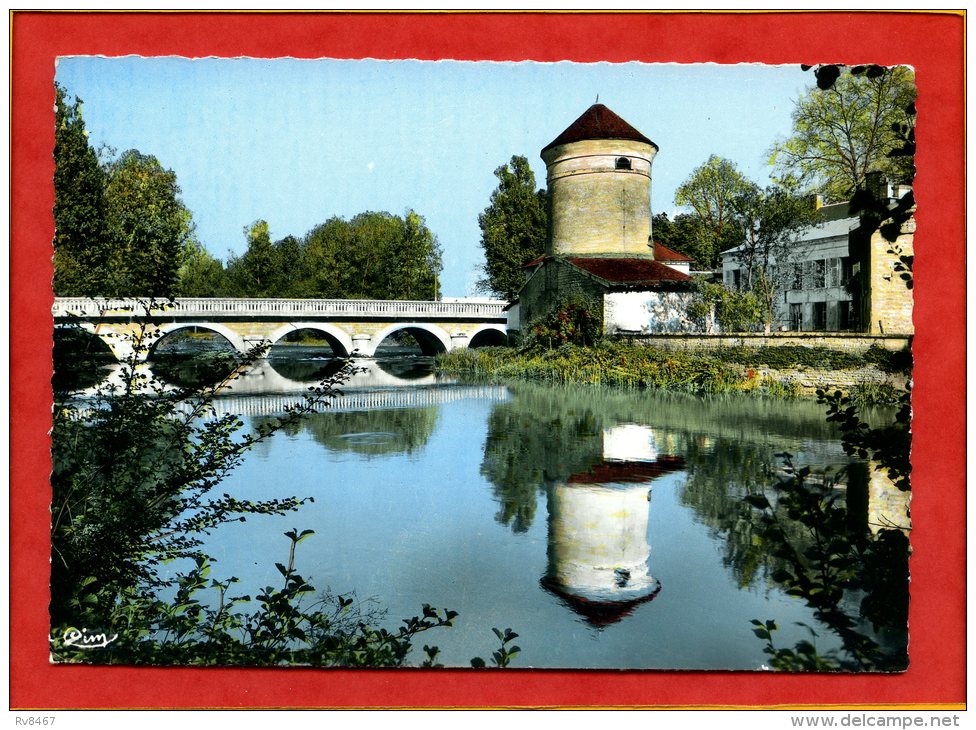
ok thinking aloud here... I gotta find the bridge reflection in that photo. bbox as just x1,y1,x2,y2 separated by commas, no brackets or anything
74,356,447,395
70,356,509,418
203,383,510,419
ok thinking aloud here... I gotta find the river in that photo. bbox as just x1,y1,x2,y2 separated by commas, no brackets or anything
63,344,908,670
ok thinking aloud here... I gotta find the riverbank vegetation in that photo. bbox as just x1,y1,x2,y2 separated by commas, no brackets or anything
439,338,909,402
439,342,794,395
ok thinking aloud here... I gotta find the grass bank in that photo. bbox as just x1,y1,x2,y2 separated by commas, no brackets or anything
437,341,800,397
436,340,911,402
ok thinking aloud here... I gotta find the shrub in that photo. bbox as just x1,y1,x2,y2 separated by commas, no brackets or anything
525,294,602,349
51,309,350,626
686,277,764,333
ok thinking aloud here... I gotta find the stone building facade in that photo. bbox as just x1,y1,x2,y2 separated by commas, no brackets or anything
847,196,915,335
721,203,859,332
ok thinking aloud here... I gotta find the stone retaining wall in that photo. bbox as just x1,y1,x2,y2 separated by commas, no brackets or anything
751,365,909,396
625,332,912,355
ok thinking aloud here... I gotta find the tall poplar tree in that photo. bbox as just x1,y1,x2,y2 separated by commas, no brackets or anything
53,84,111,296
477,155,547,300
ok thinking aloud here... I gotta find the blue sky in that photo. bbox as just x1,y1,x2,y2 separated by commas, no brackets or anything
55,57,813,296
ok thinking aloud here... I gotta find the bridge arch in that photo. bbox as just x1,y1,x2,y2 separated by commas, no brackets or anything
55,322,134,362
468,324,509,348
366,323,453,357
266,323,354,358
149,322,251,359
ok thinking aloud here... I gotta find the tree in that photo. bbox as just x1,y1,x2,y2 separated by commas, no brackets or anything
653,212,700,262
768,66,916,202
53,84,200,298
176,239,225,297
383,210,442,300
103,149,196,297
726,185,820,332
672,155,751,268
271,235,311,299
685,277,763,333
477,155,547,300
219,211,443,301
301,217,355,298
53,83,111,296
224,220,281,297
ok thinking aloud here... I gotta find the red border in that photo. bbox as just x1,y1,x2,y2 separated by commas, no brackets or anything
10,11,966,709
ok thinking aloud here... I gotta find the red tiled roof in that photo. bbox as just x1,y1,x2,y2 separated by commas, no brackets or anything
540,576,661,627
652,241,694,263
522,253,546,269
568,257,692,285
567,456,685,485
543,104,657,153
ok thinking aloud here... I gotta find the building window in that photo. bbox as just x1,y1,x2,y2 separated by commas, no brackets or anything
813,301,827,330
838,300,852,330
615,157,632,170
791,263,803,291
812,259,826,288
790,303,803,331
826,258,842,288
841,256,854,285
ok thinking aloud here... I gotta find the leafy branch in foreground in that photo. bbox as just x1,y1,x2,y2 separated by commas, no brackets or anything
51,300,354,626
470,627,521,668
51,530,459,667
51,302,517,667
818,387,912,493
744,456,909,672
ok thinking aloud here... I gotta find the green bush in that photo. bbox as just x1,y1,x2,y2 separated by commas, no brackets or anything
686,277,764,333
525,294,602,349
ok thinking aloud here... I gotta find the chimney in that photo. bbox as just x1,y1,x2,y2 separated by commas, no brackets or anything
864,171,889,205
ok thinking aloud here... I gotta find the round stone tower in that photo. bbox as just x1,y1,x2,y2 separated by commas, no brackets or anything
541,104,658,258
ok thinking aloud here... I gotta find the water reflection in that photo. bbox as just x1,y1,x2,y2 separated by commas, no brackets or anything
478,383,872,609
541,425,685,626
52,328,116,394
266,354,346,384
257,406,440,457
479,383,850,538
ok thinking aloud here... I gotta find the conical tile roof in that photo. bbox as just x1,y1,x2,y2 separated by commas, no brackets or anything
542,103,657,152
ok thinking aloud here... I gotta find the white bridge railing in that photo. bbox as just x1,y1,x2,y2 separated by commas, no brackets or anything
53,297,508,321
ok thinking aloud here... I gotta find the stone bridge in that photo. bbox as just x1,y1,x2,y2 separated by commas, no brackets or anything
53,297,509,360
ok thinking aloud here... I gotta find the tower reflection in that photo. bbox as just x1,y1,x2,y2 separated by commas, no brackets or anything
541,425,684,627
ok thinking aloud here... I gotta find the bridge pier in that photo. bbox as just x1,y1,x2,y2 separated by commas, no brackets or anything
351,334,373,358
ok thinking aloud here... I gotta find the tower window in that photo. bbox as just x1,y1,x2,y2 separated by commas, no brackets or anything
615,157,632,170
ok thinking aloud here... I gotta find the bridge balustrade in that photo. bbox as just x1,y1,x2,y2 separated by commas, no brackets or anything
53,297,508,320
